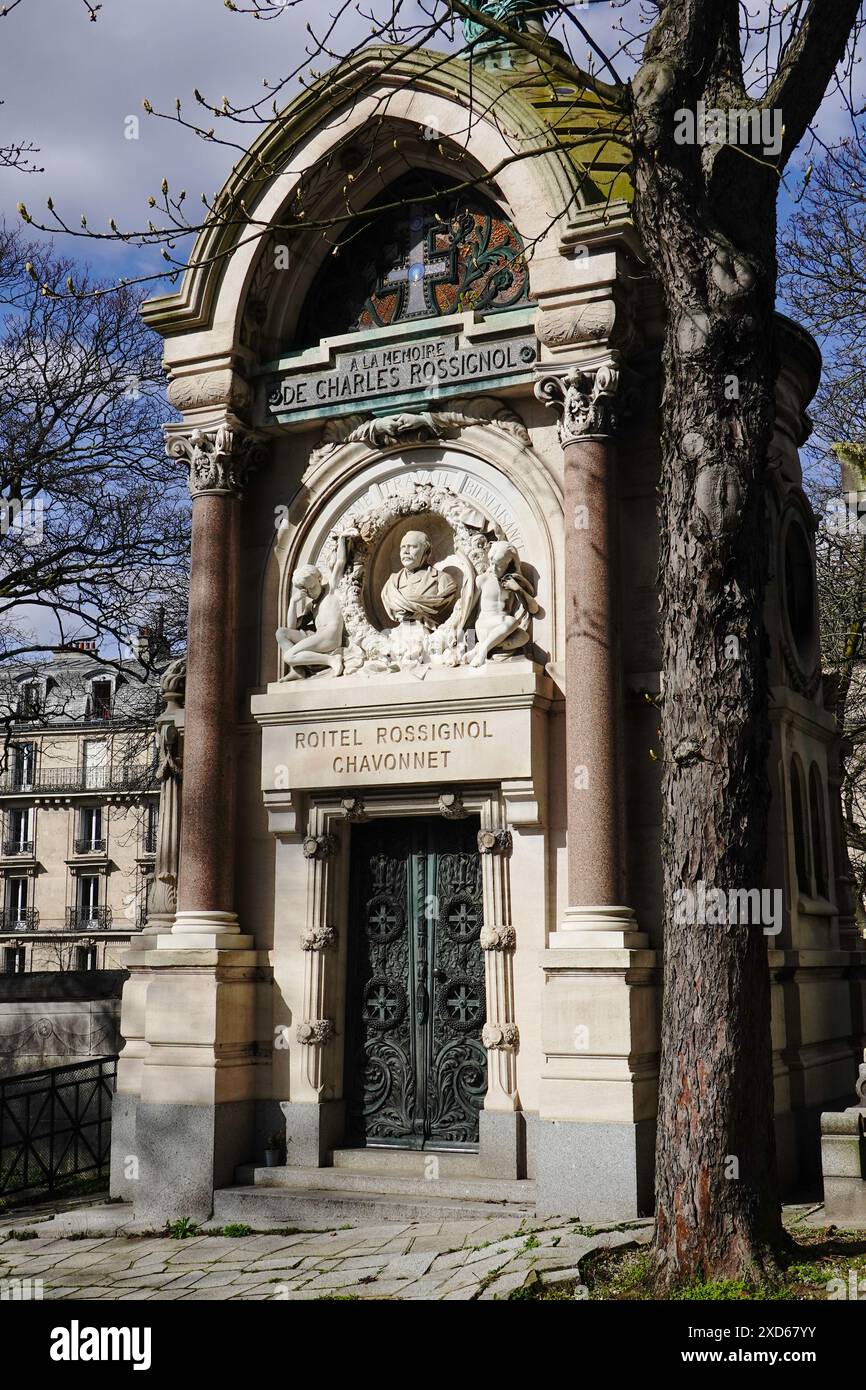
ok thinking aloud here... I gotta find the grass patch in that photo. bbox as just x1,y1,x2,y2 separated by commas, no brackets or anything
220,1224,253,1238
581,1227,866,1301
165,1217,199,1240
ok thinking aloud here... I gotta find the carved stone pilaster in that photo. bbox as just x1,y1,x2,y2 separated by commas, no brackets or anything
296,1019,334,1046
300,924,338,952
478,828,512,856
168,422,268,499
482,1022,520,1050
480,924,516,952
302,833,337,860
535,355,640,444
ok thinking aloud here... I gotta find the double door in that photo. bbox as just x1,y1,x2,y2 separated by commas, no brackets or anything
345,818,487,1148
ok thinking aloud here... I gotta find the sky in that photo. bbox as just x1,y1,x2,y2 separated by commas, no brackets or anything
0,0,859,293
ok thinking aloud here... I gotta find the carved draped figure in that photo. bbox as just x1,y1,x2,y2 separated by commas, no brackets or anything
380,564,459,628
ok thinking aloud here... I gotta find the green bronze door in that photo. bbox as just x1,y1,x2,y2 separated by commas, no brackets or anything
345,817,488,1149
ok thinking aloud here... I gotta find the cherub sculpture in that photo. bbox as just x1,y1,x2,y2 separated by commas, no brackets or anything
468,540,539,667
276,531,355,680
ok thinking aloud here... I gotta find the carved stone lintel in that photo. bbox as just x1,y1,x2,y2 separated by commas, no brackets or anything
477,828,513,856
480,924,516,952
302,833,338,860
296,1019,335,1046
438,792,467,820
482,1022,520,1050
535,355,640,444
168,422,268,499
341,797,366,822
308,396,530,468
300,924,338,951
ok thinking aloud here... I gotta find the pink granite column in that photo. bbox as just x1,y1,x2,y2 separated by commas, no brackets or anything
536,357,643,943
161,423,266,947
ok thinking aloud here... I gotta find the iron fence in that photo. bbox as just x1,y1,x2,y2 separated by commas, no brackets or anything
0,1056,117,1196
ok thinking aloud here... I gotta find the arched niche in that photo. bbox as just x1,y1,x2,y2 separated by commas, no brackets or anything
260,436,563,685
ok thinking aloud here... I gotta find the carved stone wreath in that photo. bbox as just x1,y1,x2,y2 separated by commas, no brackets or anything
317,478,513,673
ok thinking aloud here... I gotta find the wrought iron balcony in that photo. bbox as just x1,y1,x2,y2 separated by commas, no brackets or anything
65,906,113,931
0,909,39,931
2,840,33,856
73,838,106,855
0,765,156,795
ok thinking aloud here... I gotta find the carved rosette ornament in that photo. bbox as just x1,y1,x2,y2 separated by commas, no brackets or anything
477,828,512,855
302,833,338,860
168,423,268,499
296,1019,335,1046
300,924,338,951
480,924,516,951
482,1022,520,1050
438,792,467,820
535,355,640,445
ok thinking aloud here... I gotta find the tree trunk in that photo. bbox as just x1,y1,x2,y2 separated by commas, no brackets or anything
630,34,786,1285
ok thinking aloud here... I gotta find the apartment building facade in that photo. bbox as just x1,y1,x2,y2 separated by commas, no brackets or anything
0,641,163,976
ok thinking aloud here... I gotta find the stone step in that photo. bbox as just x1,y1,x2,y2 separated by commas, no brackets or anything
331,1147,484,1178
213,1182,535,1229
238,1163,532,1204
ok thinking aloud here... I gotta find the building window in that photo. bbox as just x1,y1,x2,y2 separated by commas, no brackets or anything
78,874,100,921
12,743,35,790
17,681,40,718
5,807,32,855
75,943,97,971
145,804,158,855
82,740,108,790
76,806,104,853
2,946,25,976
89,680,112,721
809,763,829,900
790,757,811,896
5,876,29,927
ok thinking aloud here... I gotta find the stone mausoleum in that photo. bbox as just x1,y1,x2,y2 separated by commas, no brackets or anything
110,17,866,1225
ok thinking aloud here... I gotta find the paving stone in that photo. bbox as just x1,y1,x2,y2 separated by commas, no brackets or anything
478,1269,538,1300
381,1251,437,1280
538,1266,587,1291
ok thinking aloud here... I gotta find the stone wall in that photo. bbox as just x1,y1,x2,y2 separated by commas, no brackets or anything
0,970,125,1077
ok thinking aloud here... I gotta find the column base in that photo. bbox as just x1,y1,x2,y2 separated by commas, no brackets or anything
479,1109,525,1179
131,1099,255,1224
535,1117,655,1220
159,909,252,950
281,1100,345,1168
550,904,648,949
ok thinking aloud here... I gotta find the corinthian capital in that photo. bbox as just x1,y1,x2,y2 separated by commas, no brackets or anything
535,355,640,445
168,422,268,499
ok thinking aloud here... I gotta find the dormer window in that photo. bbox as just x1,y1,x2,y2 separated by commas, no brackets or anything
89,680,113,721
17,681,41,718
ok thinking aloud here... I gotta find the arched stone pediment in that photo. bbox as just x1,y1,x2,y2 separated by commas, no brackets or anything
141,46,598,357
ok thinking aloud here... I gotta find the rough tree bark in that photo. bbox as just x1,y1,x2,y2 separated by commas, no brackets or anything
627,0,862,1285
